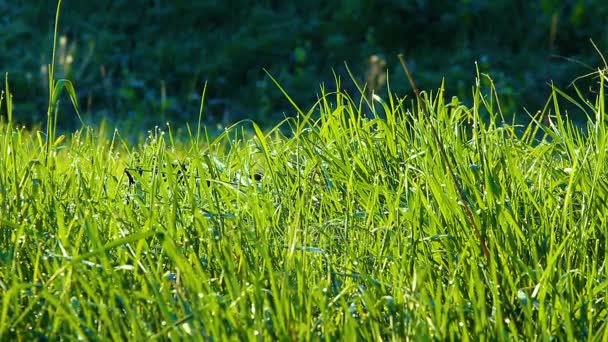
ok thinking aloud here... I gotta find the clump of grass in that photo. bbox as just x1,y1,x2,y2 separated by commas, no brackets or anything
1,57,607,339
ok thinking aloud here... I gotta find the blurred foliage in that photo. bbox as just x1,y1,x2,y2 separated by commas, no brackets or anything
1,0,607,130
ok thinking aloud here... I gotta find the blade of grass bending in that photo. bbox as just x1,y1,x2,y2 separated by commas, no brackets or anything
52,79,84,125
263,69,319,134
344,62,374,116
263,69,304,116
196,81,207,147
398,53,490,263
45,229,160,285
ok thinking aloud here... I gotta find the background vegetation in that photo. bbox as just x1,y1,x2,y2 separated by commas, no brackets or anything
2,0,608,131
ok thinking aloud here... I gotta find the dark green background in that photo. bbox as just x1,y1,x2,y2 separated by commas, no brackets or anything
1,0,607,131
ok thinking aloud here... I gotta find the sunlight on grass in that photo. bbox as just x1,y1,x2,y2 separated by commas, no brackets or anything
0,2,607,339
1,67,607,339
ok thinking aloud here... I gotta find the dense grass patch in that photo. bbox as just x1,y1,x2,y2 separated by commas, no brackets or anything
1,67,607,339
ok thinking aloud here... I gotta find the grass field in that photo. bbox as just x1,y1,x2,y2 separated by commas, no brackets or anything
1,64,607,339
0,3,607,339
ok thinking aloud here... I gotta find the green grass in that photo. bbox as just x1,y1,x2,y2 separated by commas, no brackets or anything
1,63,607,339
0,4,606,338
